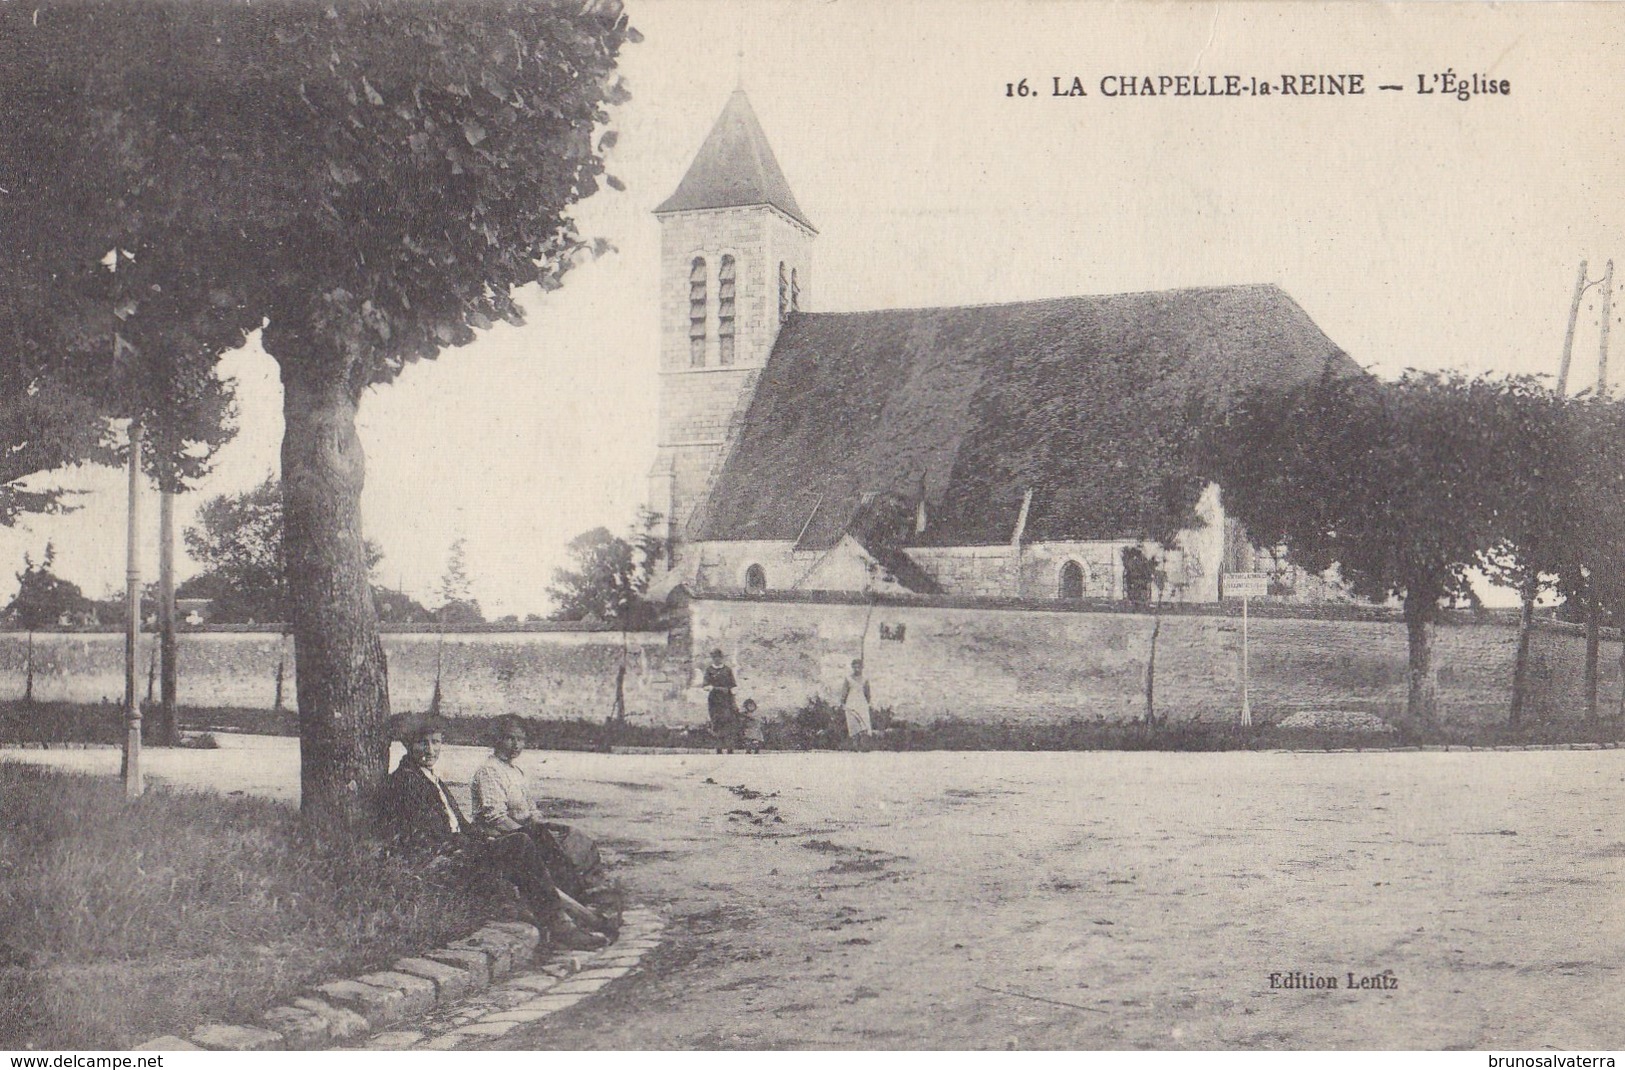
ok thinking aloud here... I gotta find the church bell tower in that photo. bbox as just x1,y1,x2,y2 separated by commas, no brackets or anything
648,90,816,562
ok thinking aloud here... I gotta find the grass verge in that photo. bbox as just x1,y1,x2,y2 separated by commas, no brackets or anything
0,763,509,1050
1,700,1619,755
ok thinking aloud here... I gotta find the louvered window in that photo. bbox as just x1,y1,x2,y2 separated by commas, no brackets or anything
791,268,800,313
718,255,736,365
689,257,707,366
778,262,789,322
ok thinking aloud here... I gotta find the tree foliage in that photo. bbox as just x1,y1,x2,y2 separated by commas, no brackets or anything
373,586,435,625
5,544,91,632
549,509,664,627
1205,369,1530,726
182,475,383,624
1564,400,1625,621
436,538,483,625
0,0,637,837
182,477,284,624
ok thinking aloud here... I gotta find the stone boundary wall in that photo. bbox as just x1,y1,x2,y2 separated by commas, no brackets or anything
0,632,689,724
0,601,1614,728
688,597,1618,726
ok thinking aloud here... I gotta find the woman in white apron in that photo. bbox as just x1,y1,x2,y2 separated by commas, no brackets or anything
838,658,872,745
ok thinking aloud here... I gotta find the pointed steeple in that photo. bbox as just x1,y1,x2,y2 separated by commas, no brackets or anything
655,90,815,232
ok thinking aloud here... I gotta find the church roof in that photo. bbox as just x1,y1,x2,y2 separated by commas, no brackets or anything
654,90,815,231
690,284,1360,550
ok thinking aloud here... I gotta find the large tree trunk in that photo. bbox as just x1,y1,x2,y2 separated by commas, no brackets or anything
1509,581,1535,729
1403,594,1439,731
280,359,390,843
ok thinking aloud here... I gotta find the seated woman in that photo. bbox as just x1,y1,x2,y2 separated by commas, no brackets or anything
378,716,608,951
469,716,618,933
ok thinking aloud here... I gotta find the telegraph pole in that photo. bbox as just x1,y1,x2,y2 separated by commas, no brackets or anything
1557,259,1617,719
1557,260,1588,395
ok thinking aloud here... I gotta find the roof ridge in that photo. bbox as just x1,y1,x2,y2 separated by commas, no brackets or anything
789,283,1290,320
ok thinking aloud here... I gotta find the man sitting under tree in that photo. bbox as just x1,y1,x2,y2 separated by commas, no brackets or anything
379,717,607,952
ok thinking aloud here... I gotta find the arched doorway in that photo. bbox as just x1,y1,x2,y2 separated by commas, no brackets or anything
1059,560,1084,600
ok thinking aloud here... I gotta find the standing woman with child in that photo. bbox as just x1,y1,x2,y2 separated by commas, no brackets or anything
702,647,741,753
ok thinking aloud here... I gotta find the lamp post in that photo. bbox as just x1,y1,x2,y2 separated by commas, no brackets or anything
123,421,144,798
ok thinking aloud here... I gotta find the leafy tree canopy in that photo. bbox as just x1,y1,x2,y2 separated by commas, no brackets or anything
374,586,435,625
549,508,664,627
1205,369,1520,612
183,475,383,624
0,0,636,836
6,544,92,631
1204,369,1558,724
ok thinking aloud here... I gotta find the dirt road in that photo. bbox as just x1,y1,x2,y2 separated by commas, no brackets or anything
10,740,1622,1049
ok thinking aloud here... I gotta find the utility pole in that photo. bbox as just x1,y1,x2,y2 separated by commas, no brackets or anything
122,422,144,798
1556,260,1614,719
1557,260,1588,395
1588,260,1615,720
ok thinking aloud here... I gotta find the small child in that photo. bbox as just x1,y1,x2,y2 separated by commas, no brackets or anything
738,698,764,754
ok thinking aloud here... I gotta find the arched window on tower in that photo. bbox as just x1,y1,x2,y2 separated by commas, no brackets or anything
791,268,800,313
688,256,707,367
718,255,736,365
745,564,767,593
1059,560,1085,601
778,262,789,322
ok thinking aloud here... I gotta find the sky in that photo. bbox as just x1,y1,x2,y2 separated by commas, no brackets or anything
3,1,1622,618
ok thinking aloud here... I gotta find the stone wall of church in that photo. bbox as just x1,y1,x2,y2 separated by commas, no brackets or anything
686,595,1607,727
908,540,1216,602
681,538,921,596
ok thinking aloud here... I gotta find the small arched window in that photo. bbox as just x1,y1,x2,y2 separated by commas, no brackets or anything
1059,560,1084,601
778,262,789,322
790,268,800,312
718,255,736,365
745,564,767,593
688,256,707,367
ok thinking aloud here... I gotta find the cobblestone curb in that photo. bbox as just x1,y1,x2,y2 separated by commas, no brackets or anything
131,911,661,1052
361,908,664,1050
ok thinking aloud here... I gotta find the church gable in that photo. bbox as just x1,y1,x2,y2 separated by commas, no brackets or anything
693,285,1358,550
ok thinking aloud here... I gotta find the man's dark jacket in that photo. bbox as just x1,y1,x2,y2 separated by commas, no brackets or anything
380,761,469,849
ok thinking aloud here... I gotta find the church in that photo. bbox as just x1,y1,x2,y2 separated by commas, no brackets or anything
647,91,1357,605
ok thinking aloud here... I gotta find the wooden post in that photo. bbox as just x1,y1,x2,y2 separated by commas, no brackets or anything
123,423,144,798
1241,592,1252,727
1596,259,1614,396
